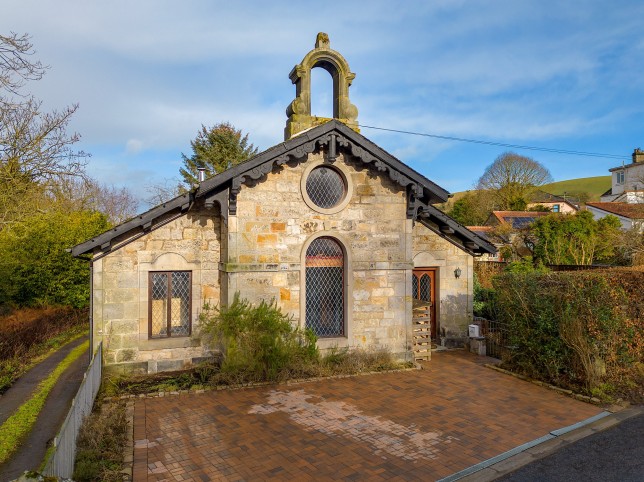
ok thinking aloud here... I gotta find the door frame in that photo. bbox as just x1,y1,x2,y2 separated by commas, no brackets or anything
412,267,439,340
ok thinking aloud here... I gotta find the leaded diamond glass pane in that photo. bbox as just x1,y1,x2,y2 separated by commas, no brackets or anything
151,273,168,337
412,275,419,299
170,272,191,336
306,237,344,337
306,166,345,209
420,274,430,302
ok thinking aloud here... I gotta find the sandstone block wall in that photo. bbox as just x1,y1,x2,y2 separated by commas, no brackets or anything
92,151,475,373
226,153,413,356
412,223,474,344
93,208,221,373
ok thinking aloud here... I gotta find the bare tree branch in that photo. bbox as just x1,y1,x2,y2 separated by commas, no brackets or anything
0,32,46,98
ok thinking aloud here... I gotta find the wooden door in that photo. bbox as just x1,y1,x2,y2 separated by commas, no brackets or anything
412,269,437,339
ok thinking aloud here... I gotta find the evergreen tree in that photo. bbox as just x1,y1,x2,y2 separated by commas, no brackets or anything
179,122,258,188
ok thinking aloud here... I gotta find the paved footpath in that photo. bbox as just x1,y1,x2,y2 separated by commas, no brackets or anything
496,409,644,482
0,336,89,482
132,350,603,481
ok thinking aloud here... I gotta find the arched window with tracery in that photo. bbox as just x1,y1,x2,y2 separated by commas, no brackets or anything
305,237,344,337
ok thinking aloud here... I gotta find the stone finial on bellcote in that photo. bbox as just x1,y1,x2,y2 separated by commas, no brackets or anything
285,33,359,140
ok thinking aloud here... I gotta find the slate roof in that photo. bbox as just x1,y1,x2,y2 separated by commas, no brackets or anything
72,120,495,257
529,190,567,203
528,190,579,209
585,202,644,219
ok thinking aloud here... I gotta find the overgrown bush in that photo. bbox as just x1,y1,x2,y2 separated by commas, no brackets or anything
74,402,128,482
320,346,403,374
199,294,319,382
493,269,644,401
0,307,86,360
0,210,109,308
0,307,87,393
473,273,496,319
103,346,408,397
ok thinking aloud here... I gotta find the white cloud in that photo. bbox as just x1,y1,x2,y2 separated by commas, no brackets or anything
125,139,144,154
4,0,644,197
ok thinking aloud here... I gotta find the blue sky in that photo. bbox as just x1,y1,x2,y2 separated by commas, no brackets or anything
4,1,644,203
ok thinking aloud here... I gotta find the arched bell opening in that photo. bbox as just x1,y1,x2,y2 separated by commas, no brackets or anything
310,66,334,119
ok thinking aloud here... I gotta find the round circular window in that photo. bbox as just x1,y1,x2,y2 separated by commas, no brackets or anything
305,165,346,209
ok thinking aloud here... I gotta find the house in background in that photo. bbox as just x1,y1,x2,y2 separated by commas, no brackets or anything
527,190,579,213
473,211,552,260
484,211,551,229
464,226,506,261
72,34,495,374
586,202,644,232
600,148,644,203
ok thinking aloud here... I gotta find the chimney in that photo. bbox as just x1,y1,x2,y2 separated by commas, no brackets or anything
632,148,644,164
197,167,206,182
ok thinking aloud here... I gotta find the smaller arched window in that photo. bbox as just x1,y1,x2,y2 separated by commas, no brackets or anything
305,237,344,337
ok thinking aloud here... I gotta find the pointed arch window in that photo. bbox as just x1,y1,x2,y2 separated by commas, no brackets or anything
305,237,344,337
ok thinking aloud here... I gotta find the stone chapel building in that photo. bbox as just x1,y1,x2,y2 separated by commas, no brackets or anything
72,34,495,373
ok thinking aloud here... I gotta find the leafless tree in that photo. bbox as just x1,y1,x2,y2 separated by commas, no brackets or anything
144,178,182,207
0,32,89,228
477,152,553,210
50,176,139,225
0,32,45,98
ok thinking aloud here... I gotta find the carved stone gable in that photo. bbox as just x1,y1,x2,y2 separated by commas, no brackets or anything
285,33,359,140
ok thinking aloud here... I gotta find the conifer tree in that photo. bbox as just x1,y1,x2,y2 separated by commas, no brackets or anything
179,122,258,188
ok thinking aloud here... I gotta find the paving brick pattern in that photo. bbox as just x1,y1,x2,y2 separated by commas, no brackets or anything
132,351,602,481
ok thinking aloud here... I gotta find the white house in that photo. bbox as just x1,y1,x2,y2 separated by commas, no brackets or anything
600,149,644,203
586,202,644,232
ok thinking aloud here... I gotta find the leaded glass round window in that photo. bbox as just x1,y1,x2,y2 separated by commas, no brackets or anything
305,165,346,209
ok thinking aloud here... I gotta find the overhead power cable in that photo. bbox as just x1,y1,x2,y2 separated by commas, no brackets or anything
358,124,629,161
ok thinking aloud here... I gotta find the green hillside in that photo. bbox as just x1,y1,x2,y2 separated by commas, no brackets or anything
439,175,612,211
540,176,611,201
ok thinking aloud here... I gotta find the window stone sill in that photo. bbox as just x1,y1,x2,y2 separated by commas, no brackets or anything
139,336,200,351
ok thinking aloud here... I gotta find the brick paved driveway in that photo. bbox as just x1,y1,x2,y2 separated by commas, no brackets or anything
132,350,602,481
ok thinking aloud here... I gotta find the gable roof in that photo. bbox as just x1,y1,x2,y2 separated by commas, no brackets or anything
72,120,495,257
528,190,579,209
529,190,566,203
586,202,644,220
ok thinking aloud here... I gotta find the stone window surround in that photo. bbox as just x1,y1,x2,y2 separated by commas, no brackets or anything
300,231,353,350
138,252,202,351
148,270,192,339
301,159,353,215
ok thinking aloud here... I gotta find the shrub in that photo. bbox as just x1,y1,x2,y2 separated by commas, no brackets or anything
504,258,549,274
473,273,496,319
199,294,319,382
0,210,110,308
74,402,128,482
0,307,87,393
320,346,404,374
493,269,644,401
0,307,86,360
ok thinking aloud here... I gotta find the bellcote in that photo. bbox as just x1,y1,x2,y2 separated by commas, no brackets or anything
285,33,359,140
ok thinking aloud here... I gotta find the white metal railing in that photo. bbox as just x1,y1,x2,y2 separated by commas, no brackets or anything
42,342,102,478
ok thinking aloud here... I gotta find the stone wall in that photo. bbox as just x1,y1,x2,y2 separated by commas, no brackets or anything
226,152,413,356
93,208,221,373
412,223,474,346
92,150,476,372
